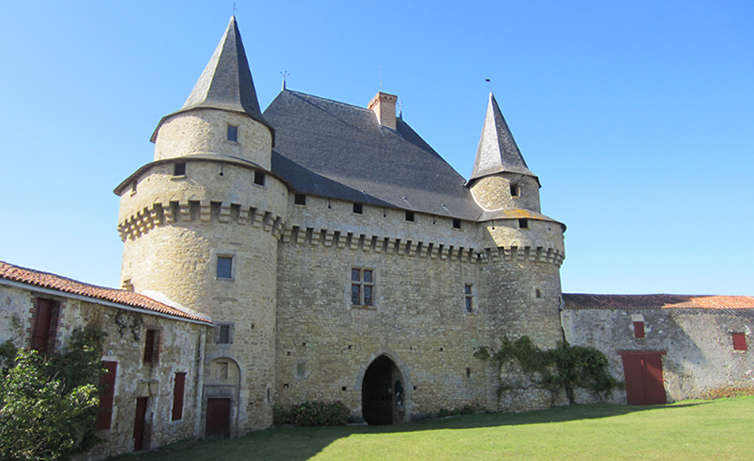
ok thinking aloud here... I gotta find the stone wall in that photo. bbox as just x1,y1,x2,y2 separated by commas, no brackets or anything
562,307,754,403
0,282,206,460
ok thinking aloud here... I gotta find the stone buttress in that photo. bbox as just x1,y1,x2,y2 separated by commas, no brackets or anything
114,17,286,435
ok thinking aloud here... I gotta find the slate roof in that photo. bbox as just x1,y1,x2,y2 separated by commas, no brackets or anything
0,261,211,324
470,92,536,182
563,293,754,310
150,16,273,143
266,90,484,221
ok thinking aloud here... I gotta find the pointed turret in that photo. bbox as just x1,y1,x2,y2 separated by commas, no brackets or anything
470,92,535,181
468,92,541,212
151,16,273,143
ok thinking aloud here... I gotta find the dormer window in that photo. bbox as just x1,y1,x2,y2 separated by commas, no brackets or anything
227,125,238,142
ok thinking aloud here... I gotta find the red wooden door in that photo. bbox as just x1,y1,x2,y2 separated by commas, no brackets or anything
133,397,148,451
621,352,666,405
206,398,231,439
31,299,54,352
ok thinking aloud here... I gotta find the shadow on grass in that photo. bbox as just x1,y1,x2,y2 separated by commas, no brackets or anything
109,402,710,461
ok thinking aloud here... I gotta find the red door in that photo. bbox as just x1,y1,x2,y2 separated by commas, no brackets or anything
620,351,666,405
206,398,231,439
133,397,148,451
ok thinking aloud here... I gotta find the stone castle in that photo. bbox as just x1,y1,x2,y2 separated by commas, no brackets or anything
2,16,752,459
115,16,565,433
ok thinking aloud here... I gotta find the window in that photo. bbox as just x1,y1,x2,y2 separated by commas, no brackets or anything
633,321,645,338
173,162,186,176
143,329,160,365
452,218,462,229
535,289,542,298
96,361,117,430
733,332,747,351
227,125,238,142
405,211,415,222
464,284,474,313
217,256,232,279
254,171,265,186
353,203,363,214
294,193,306,205
172,372,186,421
351,268,374,306
217,324,232,344
510,184,519,196
518,218,528,229
31,298,58,353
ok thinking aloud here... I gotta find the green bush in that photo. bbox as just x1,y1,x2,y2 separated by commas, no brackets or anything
287,401,351,426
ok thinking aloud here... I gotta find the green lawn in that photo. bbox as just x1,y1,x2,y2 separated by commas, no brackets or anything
112,398,754,460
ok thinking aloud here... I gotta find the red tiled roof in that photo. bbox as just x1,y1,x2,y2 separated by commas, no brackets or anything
0,261,211,324
563,293,754,310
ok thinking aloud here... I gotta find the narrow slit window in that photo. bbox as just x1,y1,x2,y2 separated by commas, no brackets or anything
464,284,474,313
227,125,238,142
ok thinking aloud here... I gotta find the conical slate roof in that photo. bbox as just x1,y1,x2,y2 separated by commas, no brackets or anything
151,16,273,142
470,92,535,181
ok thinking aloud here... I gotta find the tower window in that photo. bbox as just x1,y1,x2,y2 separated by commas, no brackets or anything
353,203,363,214
217,324,232,344
254,171,266,186
452,218,462,229
464,284,474,313
405,211,415,222
217,256,233,279
351,268,374,306
173,162,186,176
510,184,519,197
294,193,307,205
227,125,238,142
518,218,528,229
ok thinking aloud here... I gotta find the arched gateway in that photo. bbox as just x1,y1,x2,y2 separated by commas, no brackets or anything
361,355,406,425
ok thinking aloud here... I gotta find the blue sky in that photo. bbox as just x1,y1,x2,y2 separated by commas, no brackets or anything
1,1,752,295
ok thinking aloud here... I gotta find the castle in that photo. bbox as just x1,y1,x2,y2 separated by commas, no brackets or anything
1,16,752,459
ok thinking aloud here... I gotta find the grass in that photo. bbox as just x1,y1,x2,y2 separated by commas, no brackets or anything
112,397,754,460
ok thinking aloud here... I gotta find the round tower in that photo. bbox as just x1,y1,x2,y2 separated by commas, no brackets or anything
468,92,566,349
114,17,287,435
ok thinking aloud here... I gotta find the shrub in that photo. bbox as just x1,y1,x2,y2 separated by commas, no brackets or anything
289,401,351,426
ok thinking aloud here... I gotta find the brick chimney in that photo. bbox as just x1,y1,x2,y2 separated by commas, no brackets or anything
367,92,398,129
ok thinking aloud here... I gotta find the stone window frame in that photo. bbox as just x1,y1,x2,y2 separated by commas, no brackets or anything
173,162,187,177
215,322,235,345
216,253,235,281
464,284,475,314
353,202,364,214
518,218,528,229
254,170,266,186
294,193,307,206
350,267,375,307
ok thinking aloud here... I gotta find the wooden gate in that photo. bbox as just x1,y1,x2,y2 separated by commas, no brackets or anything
206,398,231,439
619,351,667,405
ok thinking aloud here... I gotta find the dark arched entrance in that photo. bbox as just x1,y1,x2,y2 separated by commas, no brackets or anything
362,355,404,425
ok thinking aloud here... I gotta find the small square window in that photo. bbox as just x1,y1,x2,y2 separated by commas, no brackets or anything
733,332,747,351
518,218,528,229
227,125,238,142
633,321,645,338
405,211,415,222
510,184,519,196
173,162,186,176
294,193,306,205
353,203,363,214
217,256,233,279
254,171,266,186
452,218,461,229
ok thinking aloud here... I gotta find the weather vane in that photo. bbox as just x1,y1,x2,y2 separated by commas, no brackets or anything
486,78,492,92
233,2,237,15
281,69,290,90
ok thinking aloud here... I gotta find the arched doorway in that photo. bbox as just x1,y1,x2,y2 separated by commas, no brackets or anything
362,355,405,425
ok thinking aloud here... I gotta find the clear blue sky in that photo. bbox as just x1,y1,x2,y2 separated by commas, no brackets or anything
1,1,752,295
